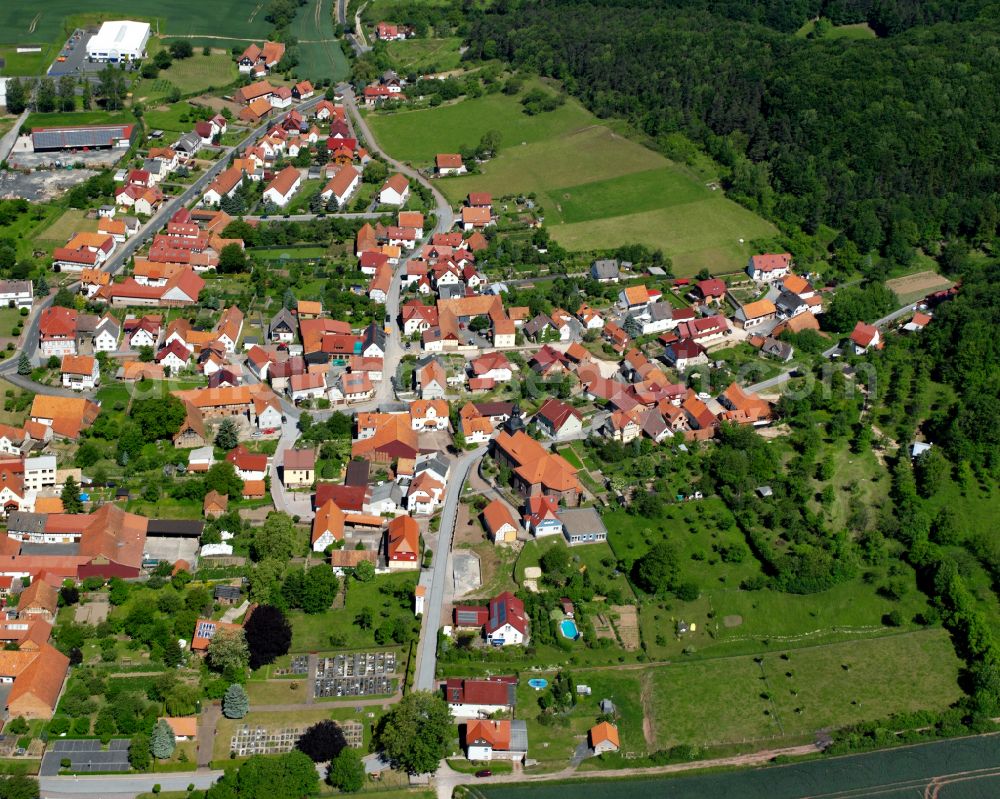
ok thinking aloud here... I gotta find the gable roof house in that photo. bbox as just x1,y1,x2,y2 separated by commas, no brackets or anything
385,515,419,570
445,677,516,717
482,499,518,544
263,166,302,208
486,591,528,646
849,321,881,354
464,719,529,762
747,252,792,282
533,398,583,439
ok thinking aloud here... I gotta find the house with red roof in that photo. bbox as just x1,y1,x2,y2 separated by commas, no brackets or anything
444,676,516,717
533,398,583,439
379,174,410,206
38,307,79,358
486,591,528,646
849,321,881,354
746,252,792,282
436,153,467,175
226,445,268,481
385,515,419,571
263,166,302,208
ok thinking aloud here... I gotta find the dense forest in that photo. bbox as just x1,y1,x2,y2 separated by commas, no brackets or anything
465,2,1000,268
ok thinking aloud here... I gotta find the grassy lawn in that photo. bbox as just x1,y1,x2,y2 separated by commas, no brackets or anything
286,179,325,214
387,37,463,73
288,572,417,652
0,5,270,52
134,51,238,102
23,110,135,129
35,208,98,244
143,103,208,134
0,44,60,76
649,629,961,749
245,678,308,704
796,19,877,39
516,537,632,599
514,669,647,767
253,245,331,261
367,87,597,166
368,89,775,274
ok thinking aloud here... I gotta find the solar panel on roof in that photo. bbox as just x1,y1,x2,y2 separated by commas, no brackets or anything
31,125,131,150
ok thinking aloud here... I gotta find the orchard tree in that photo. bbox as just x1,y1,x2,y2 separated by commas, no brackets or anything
632,542,680,595
207,628,250,674
251,512,297,562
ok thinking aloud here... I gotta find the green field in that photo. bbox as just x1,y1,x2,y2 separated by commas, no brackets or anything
387,36,463,73
0,3,270,50
366,89,776,273
291,0,350,82
796,19,878,39
649,630,961,748
135,51,238,101
479,734,1000,799
24,110,135,129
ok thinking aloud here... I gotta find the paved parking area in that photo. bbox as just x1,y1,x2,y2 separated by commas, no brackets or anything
452,550,481,596
40,739,130,776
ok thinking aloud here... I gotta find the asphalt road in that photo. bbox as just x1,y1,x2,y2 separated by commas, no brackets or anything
341,83,455,406
39,769,223,798
413,446,487,692
746,301,920,394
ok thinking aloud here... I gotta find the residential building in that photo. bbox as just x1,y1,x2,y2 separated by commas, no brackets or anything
61,355,100,391
282,448,315,487
379,174,410,206
558,507,609,545
590,722,620,754
533,398,583,439
746,252,792,282
385,515,419,570
445,677,516,718
486,591,528,646
464,719,529,762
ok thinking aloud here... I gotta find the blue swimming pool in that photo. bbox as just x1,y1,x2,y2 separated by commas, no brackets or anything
560,619,580,639
528,678,548,690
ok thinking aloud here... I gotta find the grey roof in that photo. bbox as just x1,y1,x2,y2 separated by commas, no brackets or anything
761,337,793,360
523,314,552,338
557,507,608,537
364,322,386,352
369,481,402,506
269,307,296,338
344,460,370,487
142,158,164,175
590,259,620,279
775,290,806,315
415,354,444,370
640,408,668,439
0,280,32,295
147,519,205,537
32,124,132,150
6,512,47,535
648,303,674,322
96,315,121,335
416,452,450,481
175,132,202,153
76,314,99,335
437,283,466,300
214,585,242,600
509,719,529,753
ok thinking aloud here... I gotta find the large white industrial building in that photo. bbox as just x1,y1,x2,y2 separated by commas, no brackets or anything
86,20,151,63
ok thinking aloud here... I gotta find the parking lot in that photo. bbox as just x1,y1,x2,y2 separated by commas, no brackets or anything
40,739,130,776
47,28,113,78
315,652,397,699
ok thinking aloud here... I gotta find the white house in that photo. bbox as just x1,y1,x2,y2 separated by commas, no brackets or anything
379,174,410,206
747,253,792,282
0,280,32,310
61,355,100,391
263,166,302,208
93,316,120,353
23,456,57,493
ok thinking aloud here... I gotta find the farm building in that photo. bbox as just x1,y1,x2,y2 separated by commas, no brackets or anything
30,124,135,153
86,20,151,62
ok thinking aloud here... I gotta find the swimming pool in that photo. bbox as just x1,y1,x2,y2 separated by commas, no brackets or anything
528,678,548,690
560,619,580,639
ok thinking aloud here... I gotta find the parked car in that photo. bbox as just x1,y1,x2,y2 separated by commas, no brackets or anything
475,770,492,778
